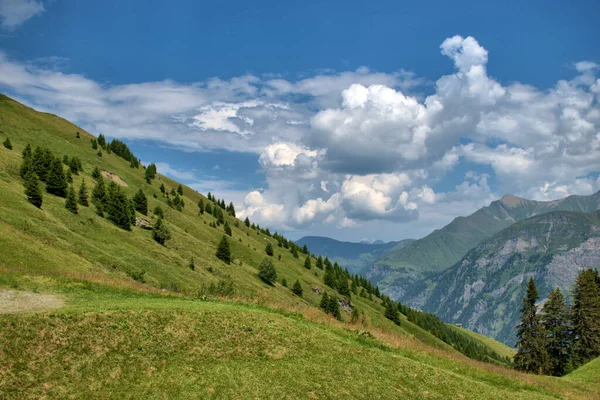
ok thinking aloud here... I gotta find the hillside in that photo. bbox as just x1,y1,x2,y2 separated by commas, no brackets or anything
296,236,413,273
0,94,598,398
423,210,600,345
367,192,600,307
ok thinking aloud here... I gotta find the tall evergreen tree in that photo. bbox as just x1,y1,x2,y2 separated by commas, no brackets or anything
302,244,308,254
22,143,32,159
128,199,137,225
32,147,53,182
177,184,183,195
23,171,43,208
159,183,166,195
198,199,205,214
224,221,232,236
106,183,131,230
338,278,351,298
91,178,107,208
384,301,401,326
216,235,231,264
46,157,68,197
327,296,342,320
244,217,250,227
91,166,102,181
152,217,171,245
69,157,79,174
304,255,311,269
541,288,572,376
19,154,33,179
78,179,89,206
205,201,212,215
572,269,600,366
292,280,303,297
320,292,330,310
258,258,277,285
316,255,323,270
291,245,299,259
514,277,549,374
132,188,148,215
65,186,78,214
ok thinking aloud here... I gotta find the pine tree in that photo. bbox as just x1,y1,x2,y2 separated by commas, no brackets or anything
572,269,600,366
265,242,274,256
327,296,342,320
24,171,43,208
69,157,79,174
227,202,236,217
198,199,205,214
338,278,351,298
106,183,131,230
22,143,32,159
324,265,336,289
19,154,33,179
152,217,171,245
224,221,232,236
244,217,250,227
91,178,107,212
316,255,323,270
128,199,137,225
32,146,52,181
78,180,89,206
97,133,106,149
514,277,549,374
132,188,148,215
541,287,572,376
65,186,78,214
384,301,401,326
205,201,212,215
63,154,69,165
291,246,299,259
302,244,308,254
3,137,12,150
258,258,277,285
304,255,311,269
91,138,98,149
159,183,166,195
216,235,231,264
145,163,156,183
46,157,68,197
292,280,303,297
92,166,102,181
177,184,183,195
320,292,330,310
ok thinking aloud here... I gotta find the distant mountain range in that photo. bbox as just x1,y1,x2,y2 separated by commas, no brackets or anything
364,191,600,309
295,236,414,274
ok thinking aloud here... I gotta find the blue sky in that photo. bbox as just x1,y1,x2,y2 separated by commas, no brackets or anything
1,0,599,242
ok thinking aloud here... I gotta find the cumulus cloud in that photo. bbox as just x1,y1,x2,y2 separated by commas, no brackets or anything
0,0,43,30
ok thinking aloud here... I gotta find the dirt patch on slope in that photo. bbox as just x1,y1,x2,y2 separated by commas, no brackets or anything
0,290,64,314
101,170,128,187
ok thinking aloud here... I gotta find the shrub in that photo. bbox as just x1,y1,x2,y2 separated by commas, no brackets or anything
152,217,171,245
258,258,277,285
292,280,303,297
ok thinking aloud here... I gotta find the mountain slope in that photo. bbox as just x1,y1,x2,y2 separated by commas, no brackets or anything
296,236,413,273
423,210,600,345
367,193,600,307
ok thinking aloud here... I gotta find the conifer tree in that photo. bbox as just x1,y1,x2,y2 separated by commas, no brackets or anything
338,278,351,298
292,280,303,297
78,179,89,206
572,269,600,366
128,199,137,225
76,131,80,138
316,255,323,270
291,246,299,259
92,166,102,181
244,217,250,227
320,292,330,310
205,201,212,215
65,186,78,214
132,188,148,215
22,143,32,159
170,188,176,196
217,208,224,225
302,244,308,254
304,255,311,269
177,184,183,195
384,301,401,326
351,279,358,295
46,157,68,197
69,157,79,174
265,242,274,256
224,221,232,236
153,205,164,218
24,171,43,208
19,154,33,179
3,137,12,150
324,264,337,289
216,235,231,264
198,199,204,214
91,178,107,208
106,183,131,230
258,258,277,285
152,217,171,245
91,138,98,149
541,287,572,376
63,154,69,165
97,133,106,149
327,296,342,320
227,202,236,217
159,183,166,195
514,277,549,374
32,146,52,181
189,257,195,271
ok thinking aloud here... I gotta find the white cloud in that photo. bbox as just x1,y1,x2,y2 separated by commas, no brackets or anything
0,0,43,30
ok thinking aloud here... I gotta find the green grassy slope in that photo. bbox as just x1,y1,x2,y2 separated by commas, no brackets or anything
0,94,598,398
451,326,516,360
566,357,600,384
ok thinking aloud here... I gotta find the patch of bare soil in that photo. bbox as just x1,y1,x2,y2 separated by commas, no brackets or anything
0,290,64,314
101,170,128,186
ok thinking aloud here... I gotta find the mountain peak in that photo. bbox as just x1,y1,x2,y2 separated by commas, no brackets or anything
499,194,528,208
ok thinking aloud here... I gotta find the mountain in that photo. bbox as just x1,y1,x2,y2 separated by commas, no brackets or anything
296,236,413,273
367,192,600,307
423,210,600,345
4,94,585,397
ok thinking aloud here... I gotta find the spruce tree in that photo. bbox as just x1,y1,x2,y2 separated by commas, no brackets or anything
32,146,52,181
320,292,330,310
177,184,183,195
92,166,102,181
324,265,337,289
227,202,236,217
128,199,137,225
291,246,299,259
327,296,342,320
63,154,69,165
292,280,303,297
152,217,171,245
265,242,274,256
3,137,12,150
153,205,164,218
91,178,107,210
304,255,311,269
198,199,204,214
106,184,131,230
132,188,148,215
385,301,401,326
205,201,212,215
46,157,68,197
316,255,323,270
302,244,308,254
572,269,600,366
338,278,351,298
514,277,549,374
216,235,231,264
19,154,33,179
258,258,277,285
69,157,79,174
159,183,166,195
24,171,43,208
541,287,572,376
22,143,32,159
78,180,89,206
244,217,250,227
224,221,232,236
65,186,78,214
